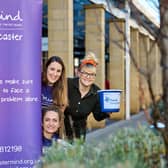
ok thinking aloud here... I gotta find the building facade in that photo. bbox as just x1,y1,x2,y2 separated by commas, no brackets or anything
42,0,162,127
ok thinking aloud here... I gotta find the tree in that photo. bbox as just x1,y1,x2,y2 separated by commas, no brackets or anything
106,0,168,164
129,0,168,163
158,0,168,162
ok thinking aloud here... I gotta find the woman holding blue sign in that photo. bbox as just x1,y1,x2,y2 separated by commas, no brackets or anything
42,56,68,138
64,52,110,141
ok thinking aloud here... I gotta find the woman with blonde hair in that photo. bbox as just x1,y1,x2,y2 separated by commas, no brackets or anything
64,52,110,141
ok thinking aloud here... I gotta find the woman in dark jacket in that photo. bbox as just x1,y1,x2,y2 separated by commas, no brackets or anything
64,52,110,141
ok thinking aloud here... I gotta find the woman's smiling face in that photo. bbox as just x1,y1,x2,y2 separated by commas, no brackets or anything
46,61,63,85
79,66,96,87
43,111,60,137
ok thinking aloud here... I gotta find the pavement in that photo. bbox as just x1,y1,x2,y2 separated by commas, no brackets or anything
86,111,148,143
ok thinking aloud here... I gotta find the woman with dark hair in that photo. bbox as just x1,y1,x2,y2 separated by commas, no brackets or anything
42,106,72,152
42,56,68,138
42,106,61,147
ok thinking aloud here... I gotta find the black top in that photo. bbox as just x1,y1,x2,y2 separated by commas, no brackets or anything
64,77,109,140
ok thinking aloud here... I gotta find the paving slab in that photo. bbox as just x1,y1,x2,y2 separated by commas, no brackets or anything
86,112,148,143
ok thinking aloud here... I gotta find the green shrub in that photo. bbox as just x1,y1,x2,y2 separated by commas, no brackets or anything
38,126,165,168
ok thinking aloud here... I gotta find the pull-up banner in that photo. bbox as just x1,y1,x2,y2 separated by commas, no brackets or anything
0,0,42,167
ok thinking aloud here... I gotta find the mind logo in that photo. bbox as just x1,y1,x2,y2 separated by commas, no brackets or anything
0,10,23,22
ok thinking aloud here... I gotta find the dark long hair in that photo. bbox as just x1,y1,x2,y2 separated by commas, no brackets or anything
42,56,68,107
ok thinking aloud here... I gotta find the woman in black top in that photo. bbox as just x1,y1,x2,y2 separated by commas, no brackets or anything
64,52,110,141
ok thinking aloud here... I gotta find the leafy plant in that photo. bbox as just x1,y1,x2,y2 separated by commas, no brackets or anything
37,126,165,168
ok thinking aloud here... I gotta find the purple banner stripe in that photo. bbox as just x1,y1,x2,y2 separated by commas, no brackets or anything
0,0,42,167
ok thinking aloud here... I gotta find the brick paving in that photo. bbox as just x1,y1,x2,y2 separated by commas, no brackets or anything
86,111,148,143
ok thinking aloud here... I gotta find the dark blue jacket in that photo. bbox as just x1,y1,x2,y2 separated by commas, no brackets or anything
41,84,53,107
42,133,59,147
